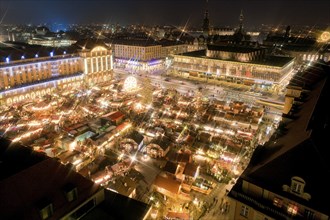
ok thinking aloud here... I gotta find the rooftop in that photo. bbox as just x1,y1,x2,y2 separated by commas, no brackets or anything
158,39,185,47
176,50,294,67
153,175,181,195
0,138,100,220
0,138,47,180
102,111,125,122
163,161,178,175
107,176,137,197
183,163,199,177
289,62,329,89
82,189,151,220
0,39,109,64
0,43,76,64
110,38,159,47
150,137,171,151
207,44,262,53
125,130,144,145
167,152,191,163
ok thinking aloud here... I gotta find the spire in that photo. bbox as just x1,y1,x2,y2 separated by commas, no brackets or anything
239,9,244,32
202,0,210,35
285,25,291,38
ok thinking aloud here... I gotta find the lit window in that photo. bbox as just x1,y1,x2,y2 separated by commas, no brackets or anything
287,204,298,216
65,187,78,202
273,197,283,208
240,205,249,217
291,182,302,194
39,203,53,220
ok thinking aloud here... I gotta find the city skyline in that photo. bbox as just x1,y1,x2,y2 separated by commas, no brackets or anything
0,0,329,28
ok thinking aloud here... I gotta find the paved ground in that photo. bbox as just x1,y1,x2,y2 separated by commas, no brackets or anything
200,181,235,220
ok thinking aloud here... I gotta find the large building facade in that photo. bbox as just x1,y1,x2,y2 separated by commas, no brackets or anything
172,44,295,87
0,42,113,105
109,39,187,73
113,41,163,72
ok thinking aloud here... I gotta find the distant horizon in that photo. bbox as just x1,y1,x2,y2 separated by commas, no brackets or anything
0,0,329,28
0,22,330,32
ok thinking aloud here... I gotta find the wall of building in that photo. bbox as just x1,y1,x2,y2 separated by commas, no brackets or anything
114,44,162,61
0,55,82,91
283,86,303,114
60,188,105,220
79,46,113,85
0,75,84,105
0,46,113,105
234,180,327,220
172,54,293,85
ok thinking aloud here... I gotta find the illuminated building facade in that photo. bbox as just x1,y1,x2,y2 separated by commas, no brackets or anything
112,41,162,72
110,39,187,73
282,45,330,64
79,45,113,85
172,44,295,87
0,42,113,105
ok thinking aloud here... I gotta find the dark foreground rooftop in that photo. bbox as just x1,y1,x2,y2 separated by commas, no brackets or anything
0,138,100,220
82,189,151,220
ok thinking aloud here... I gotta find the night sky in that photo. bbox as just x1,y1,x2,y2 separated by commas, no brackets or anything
0,0,329,28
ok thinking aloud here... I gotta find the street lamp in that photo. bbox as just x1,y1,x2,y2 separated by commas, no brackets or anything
130,155,136,162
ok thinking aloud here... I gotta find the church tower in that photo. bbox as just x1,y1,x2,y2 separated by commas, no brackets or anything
285,25,291,38
233,10,248,42
238,9,244,33
202,0,210,36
